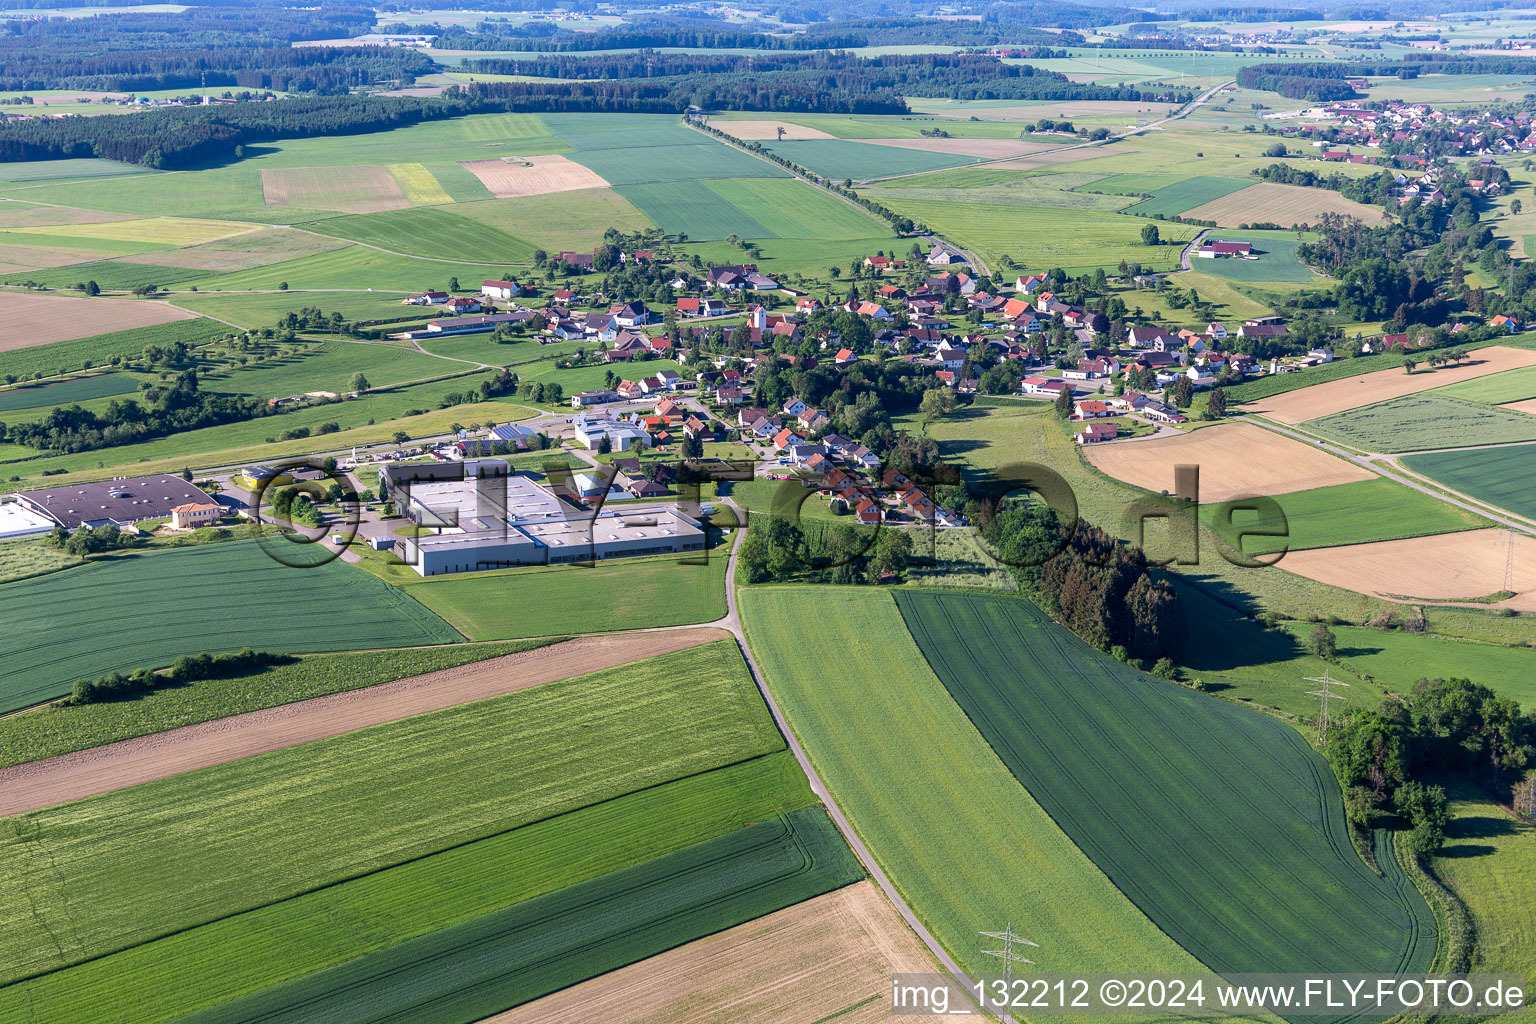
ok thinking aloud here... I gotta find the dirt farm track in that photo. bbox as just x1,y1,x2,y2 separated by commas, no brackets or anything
0,628,728,817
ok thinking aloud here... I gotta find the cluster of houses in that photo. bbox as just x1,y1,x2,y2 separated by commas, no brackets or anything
1271,98,1536,165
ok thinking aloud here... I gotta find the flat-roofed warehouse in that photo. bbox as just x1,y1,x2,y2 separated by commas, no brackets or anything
379,460,706,576
11,475,216,530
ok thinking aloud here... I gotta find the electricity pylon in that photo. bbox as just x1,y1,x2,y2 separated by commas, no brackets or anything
1304,671,1350,748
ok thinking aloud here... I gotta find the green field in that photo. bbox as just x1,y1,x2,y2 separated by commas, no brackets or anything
894,589,1436,977
0,637,564,770
0,372,138,413
1304,393,1536,454
572,142,787,186
203,340,460,398
740,586,1214,978
1290,624,1536,709
0,640,780,983
15,259,219,290
1203,477,1489,553
453,188,656,252
0,316,229,379
176,808,858,1024
867,196,1199,272
615,179,774,240
405,542,729,639
0,158,153,183
1433,788,1536,988
302,206,536,264
10,754,815,1022
1122,175,1252,217
1432,364,1536,405
1402,444,1536,521
1193,237,1321,284
170,289,428,329
195,244,522,292
0,542,460,713
761,139,981,181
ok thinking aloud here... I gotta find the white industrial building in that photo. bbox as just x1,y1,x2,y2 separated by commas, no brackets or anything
382,463,704,576
0,500,57,540
572,411,652,452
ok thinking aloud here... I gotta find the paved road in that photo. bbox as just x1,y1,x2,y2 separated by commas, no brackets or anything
1241,413,1536,536
1179,228,1211,271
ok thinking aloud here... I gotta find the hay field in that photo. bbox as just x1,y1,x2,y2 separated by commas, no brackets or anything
494,881,932,1024
8,216,256,246
388,162,453,204
1281,529,1536,609
261,166,410,213
864,137,1059,158
0,291,198,350
461,155,610,198
1083,421,1375,502
122,227,347,271
1245,346,1536,424
718,119,836,140
1182,182,1389,228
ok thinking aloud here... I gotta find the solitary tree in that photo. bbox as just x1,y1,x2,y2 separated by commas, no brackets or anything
1054,386,1074,419
84,280,100,296
392,431,410,445
1141,223,1161,247
1513,199,1524,216
351,372,369,393
1207,386,1227,418
1402,356,1418,374
448,276,460,292
1308,623,1337,661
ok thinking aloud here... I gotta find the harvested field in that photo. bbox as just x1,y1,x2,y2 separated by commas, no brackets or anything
719,119,836,140
496,881,932,1024
0,628,726,818
1083,421,1374,502
10,216,256,247
908,100,1178,120
121,227,348,271
1182,181,1389,228
0,290,198,350
1281,529,1536,609
1244,346,1536,424
1502,397,1536,416
862,137,1058,158
461,154,610,198
261,166,409,213
0,242,115,268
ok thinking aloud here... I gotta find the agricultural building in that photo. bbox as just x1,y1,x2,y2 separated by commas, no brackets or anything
13,475,216,530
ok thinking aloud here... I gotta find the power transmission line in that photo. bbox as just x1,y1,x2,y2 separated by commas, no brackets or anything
1504,528,1516,595
1304,671,1350,748
980,924,1038,981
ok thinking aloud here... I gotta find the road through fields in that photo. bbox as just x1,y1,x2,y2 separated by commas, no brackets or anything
0,627,728,818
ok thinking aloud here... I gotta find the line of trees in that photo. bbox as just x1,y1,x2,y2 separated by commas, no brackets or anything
62,648,292,705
